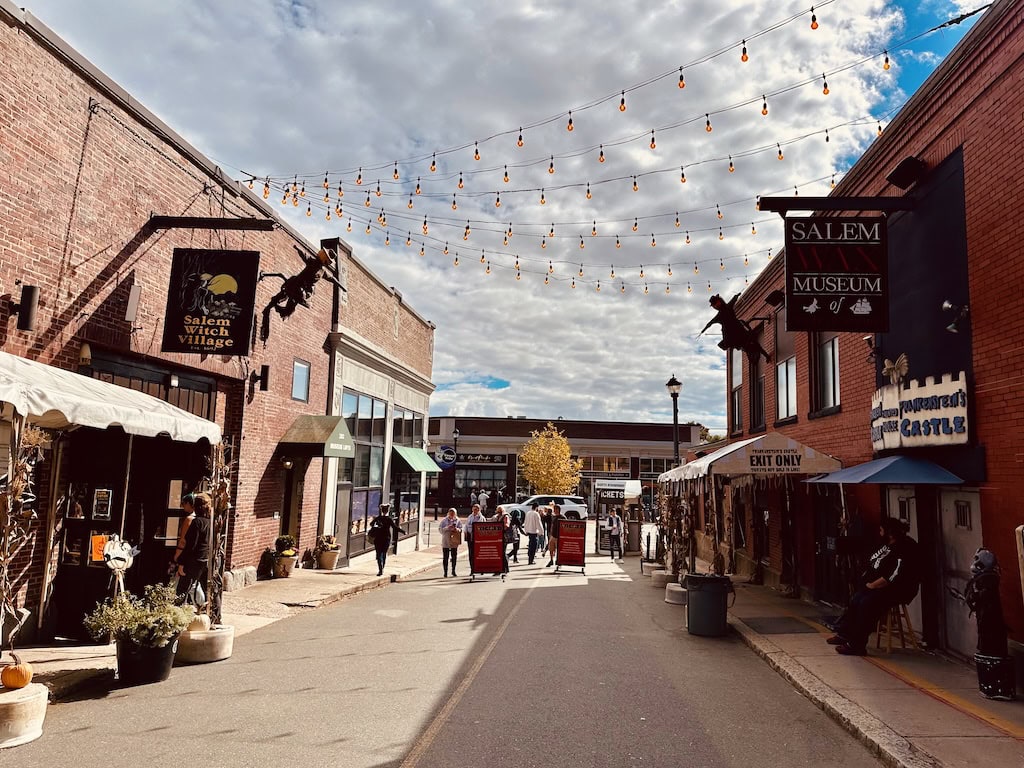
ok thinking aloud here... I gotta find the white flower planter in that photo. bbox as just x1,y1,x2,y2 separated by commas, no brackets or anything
0,682,47,748
175,625,235,664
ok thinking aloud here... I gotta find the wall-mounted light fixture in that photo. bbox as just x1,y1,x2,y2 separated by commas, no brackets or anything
168,373,180,388
941,300,970,334
886,156,928,190
78,341,93,367
11,284,40,332
764,289,785,308
280,456,294,470
250,364,270,391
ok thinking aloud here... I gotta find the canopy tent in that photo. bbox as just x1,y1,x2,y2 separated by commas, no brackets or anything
0,350,220,443
806,455,963,485
658,432,840,483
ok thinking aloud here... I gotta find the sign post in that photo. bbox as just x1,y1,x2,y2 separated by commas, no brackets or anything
556,519,587,574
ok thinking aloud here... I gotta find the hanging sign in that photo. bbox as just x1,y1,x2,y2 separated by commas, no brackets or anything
870,371,969,451
785,216,888,332
161,248,261,356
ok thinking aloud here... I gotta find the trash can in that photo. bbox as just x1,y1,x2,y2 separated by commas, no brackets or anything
975,653,1016,700
626,520,641,553
685,574,732,637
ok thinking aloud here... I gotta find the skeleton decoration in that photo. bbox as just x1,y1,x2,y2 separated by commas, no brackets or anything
103,534,141,597
259,246,345,342
699,294,770,362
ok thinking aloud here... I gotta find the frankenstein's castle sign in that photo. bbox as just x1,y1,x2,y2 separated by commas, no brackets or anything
785,216,888,333
870,371,970,451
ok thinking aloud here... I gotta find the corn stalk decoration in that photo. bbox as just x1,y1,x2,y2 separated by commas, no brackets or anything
0,421,47,654
204,442,233,626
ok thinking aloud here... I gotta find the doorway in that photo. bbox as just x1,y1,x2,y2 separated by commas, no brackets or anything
938,489,983,658
813,485,846,605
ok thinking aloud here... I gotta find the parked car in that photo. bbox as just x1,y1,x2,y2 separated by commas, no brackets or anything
503,494,589,520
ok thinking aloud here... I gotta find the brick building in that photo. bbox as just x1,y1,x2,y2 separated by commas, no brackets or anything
673,0,1023,667
0,3,435,641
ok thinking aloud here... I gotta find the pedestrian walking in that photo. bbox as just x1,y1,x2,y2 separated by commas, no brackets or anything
439,507,462,577
523,502,544,565
171,492,211,606
546,504,562,567
463,503,487,573
368,504,405,576
477,487,490,513
507,504,526,563
607,506,624,562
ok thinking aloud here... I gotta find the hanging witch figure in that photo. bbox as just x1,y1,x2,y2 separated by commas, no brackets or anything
699,294,771,362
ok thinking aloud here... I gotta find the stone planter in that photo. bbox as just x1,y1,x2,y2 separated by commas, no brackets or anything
0,682,47,748
317,549,341,570
116,637,178,686
273,555,297,578
175,625,235,664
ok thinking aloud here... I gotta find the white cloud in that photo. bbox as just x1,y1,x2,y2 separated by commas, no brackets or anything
23,0,968,433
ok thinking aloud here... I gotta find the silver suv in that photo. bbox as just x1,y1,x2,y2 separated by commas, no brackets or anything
504,494,589,520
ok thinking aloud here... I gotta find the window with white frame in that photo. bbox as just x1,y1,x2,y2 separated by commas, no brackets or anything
291,359,311,402
730,347,743,433
774,306,797,420
815,332,840,410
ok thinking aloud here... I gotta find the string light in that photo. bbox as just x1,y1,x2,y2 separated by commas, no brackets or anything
347,217,352,232
685,231,691,245
619,90,627,112
650,234,656,247
631,218,638,232
728,156,735,173
516,268,521,280
719,227,724,241
680,166,687,183
299,181,306,197
263,179,271,199
407,195,414,209
571,277,576,289
414,179,420,195
579,236,585,250
610,264,616,279
644,284,649,295
364,191,371,207
508,223,513,238
451,193,458,210
883,50,891,70
338,182,344,198
323,189,330,204
639,265,645,278
335,203,342,216
384,231,390,246
541,237,547,249
665,284,671,295
621,282,626,294
464,221,471,240
667,264,673,277
650,130,656,150
745,275,749,286
632,176,639,192
513,255,519,268
548,156,555,174
392,162,399,181
517,128,524,147
579,264,584,277
741,40,749,62
777,143,784,160
755,195,761,210
486,260,491,274
877,121,883,137
751,223,757,235
615,236,621,248
675,213,680,228
705,113,713,132
430,154,436,172
762,95,768,116
495,193,501,208
716,204,723,220
544,275,550,285
678,67,685,89
539,189,546,205
567,111,574,131
719,258,725,270
420,244,425,257
473,142,481,161
592,221,598,237
503,233,509,246
707,281,712,292
457,172,464,190
356,169,362,185
453,253,459,266
822,73,829,95
596,280,601,293
694,261,699,274
443,242,449,255
305,203,311,217
598,145,606,163
810,6,818,29
422,216,429,235
687,282,692,294
586,182,592,199
825,128,830,143
830,173,836,189
548,260,554,274
248,177,254,190
292,193,299,207
744,253,749,266
374,179,382,196
406,232,412,246
503,165,510,183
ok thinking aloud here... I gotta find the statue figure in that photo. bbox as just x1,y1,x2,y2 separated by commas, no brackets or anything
699,294,770,362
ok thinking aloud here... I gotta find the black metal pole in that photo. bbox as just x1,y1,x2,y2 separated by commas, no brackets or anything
671,392,680,465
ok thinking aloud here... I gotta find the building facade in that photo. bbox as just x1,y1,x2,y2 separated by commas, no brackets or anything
0,3,435,641
427,416,701,516
702,0,1024,665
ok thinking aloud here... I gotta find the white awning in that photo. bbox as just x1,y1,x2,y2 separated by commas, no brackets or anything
0,351,220,444
659,432,840,482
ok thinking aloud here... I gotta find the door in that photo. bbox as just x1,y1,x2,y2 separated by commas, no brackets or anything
886,487,923,637
939,489,983,658
813,486,845,605
334,483,351,568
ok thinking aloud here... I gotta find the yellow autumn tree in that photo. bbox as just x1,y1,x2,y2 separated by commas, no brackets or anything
519,422,583,494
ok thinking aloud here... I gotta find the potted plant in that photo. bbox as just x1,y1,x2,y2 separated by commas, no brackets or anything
272,534,298,578
0,423,49,747
83,584,194,686
312,534,341,570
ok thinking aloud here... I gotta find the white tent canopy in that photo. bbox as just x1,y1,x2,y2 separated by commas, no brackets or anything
0,350,220,444
658,432,840,482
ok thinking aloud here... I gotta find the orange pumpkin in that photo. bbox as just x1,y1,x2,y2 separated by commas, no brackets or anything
1,653,33,689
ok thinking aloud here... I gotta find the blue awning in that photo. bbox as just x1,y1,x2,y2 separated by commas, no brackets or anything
806,455,962,485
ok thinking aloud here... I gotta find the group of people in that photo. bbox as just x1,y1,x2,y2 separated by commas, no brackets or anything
437,501,565,578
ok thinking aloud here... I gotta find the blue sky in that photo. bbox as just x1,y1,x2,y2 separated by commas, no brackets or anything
23,1,982,434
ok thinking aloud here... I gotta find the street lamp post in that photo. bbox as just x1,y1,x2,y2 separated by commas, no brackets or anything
451,427,460,512
665,375,682,465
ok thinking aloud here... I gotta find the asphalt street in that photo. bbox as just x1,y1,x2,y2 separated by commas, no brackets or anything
14,557,883,768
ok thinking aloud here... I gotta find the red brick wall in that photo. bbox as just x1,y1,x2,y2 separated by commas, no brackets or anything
0,10,434,592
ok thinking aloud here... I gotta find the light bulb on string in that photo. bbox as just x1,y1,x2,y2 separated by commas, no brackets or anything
407,195,414,209
571,278,576,289
615,236,621,249
745,275,749,286
877,122,883,137
292,193,299,207
767,248,773,260
579,264,584,277
728,157,735,173
590,221,597,237
665,284,670,295
337,182,344,198
541,237,547,249
430,154,436,172
335,203,343,216
503,166,509,183
650,235,656,247
451,194,458,210
719,258,725,270
596,281,601,293
632,176,639,192
674,213,681,228
486,261,491,274
579,237,585,250
586,182,592,199
831,173,836,189
667,264,673,277
707,281,712,292
364,191,371,207
457,172,464,190
610,265,616,279
777,143,784,160
621,282,626,294
705,114,713,132
619,90,627,112
384,232,390,246
473,142,480,161
548,260,553,274
549,224,555,238
414,179,421,195
299,181,306,197
507,223,513,238
598,145,605,163
544,275,550,286
263,179,271,199
406,233,412,247
755,195,761,210
762,95,768,116
567,111,574,131
794,185,799,196
422,216,429,235
685,231,691,245
822,73,829,95
323,190,330,203
825,128,830,143
443,242,449,255
392,162,399,181
305,204,311,217
539,189,546,205
495,193,501,208
248,177,254,190
741,40,748,62
644,284,649,295
650,130,656,150
810,6,818,29
365,222,372,234
744,253,749,266
281,189,289,205
355,169,362,185
464,221,471,240
453,253,459,266
751,223,757,235
687,281,692,294
377,209,385,225
419,244,425,257
680,166,687,183
346,217,352,232
291,177,298,194
883,51,891,70
639,265,645,278
716,204,723,220
719,228,724,241
325,209,331,221
517,128,524,147
693,261,699,274
503,233,509,246
548,156,555,174
632,218,638,232
678,67,685,88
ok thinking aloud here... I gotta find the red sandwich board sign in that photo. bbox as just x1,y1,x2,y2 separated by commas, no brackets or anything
556,519,587,574
470,521,505,581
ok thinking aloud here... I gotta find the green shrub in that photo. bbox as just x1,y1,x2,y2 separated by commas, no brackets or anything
83,584,194,648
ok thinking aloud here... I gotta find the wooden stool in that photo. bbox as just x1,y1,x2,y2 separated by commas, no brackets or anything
875,603,921,653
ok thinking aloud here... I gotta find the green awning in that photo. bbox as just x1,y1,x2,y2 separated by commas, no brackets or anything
278,415,354,458
393,445,443,474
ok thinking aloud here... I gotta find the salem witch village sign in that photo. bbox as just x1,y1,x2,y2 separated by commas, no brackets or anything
785,216,889,333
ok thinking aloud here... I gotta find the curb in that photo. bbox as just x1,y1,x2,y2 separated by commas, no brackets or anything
730,617,945,768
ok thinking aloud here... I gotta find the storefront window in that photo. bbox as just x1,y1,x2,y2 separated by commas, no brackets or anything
342,392,358,438
356,395,372,441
